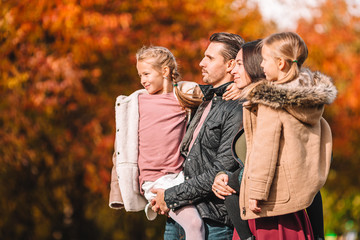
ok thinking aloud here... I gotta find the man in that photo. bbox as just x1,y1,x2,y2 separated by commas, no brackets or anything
152,32,245,239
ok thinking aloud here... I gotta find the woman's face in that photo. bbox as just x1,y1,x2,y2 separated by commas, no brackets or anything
231,49,252,89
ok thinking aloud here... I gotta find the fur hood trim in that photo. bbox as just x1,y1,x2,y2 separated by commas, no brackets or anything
247,68,337,109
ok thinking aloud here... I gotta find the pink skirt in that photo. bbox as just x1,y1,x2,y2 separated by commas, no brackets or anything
232,210,313,240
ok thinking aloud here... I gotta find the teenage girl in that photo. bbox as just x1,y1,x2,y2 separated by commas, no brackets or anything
238,32,337,239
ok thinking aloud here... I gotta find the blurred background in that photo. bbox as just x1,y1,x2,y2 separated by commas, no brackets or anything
0,0,359,239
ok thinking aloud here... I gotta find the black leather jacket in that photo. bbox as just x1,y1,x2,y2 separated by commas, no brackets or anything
164,82,243,226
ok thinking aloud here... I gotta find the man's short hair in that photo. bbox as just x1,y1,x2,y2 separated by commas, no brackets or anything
209,32,245,61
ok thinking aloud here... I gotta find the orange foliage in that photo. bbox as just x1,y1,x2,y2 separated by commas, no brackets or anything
2,0,359,237
0,0,274,238
297,0,360,159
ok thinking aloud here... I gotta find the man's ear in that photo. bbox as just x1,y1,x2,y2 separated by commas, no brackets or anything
226,59,236,73
162,66,170,78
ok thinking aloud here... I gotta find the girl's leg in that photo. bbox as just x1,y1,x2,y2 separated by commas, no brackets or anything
168,205,205,240
306,191,324,239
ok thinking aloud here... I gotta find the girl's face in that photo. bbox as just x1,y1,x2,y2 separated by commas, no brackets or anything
231,49,252,89
136,60,164,94
260,45,280,82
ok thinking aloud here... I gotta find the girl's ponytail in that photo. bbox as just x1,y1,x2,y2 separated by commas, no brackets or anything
277,58,300,84
172,69,202,110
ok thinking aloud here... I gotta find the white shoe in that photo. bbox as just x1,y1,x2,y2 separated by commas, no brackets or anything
144,203,157,221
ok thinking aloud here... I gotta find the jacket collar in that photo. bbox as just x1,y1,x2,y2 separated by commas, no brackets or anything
246,68,337,108
200,82,233,101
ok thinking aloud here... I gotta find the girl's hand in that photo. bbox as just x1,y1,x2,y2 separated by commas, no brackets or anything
222,83,241,101
249,199,261,213
212,172,237,200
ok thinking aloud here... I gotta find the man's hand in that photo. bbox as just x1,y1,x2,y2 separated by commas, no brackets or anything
249,199,261,213
151,188,169,215
212,172,237,200
222,83,241,101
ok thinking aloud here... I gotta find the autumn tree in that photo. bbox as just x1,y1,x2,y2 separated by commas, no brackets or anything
0,0,273,239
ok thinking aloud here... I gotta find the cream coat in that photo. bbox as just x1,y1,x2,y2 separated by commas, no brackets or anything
239,69,337,220
109,81,199,211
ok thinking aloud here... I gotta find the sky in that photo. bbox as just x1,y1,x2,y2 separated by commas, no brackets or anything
245,0,360,30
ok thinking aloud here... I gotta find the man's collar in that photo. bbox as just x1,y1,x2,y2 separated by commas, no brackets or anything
200,82,233,101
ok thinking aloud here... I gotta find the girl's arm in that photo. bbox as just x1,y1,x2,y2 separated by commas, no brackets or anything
247,105,282,201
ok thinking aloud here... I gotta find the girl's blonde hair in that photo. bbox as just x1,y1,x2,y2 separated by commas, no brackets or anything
136,46,202,109
261,32,308,84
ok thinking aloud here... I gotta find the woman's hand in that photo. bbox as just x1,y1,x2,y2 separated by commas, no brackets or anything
249,199,261,213
212,172,237,200
222,83,241,101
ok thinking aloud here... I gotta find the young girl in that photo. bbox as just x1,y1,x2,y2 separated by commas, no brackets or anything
238,32,337,239
109,46,206,239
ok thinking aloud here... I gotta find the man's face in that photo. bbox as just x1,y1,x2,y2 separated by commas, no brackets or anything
199,42,229,88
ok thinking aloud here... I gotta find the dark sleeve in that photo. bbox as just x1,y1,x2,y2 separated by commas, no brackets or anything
164,102,243,208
